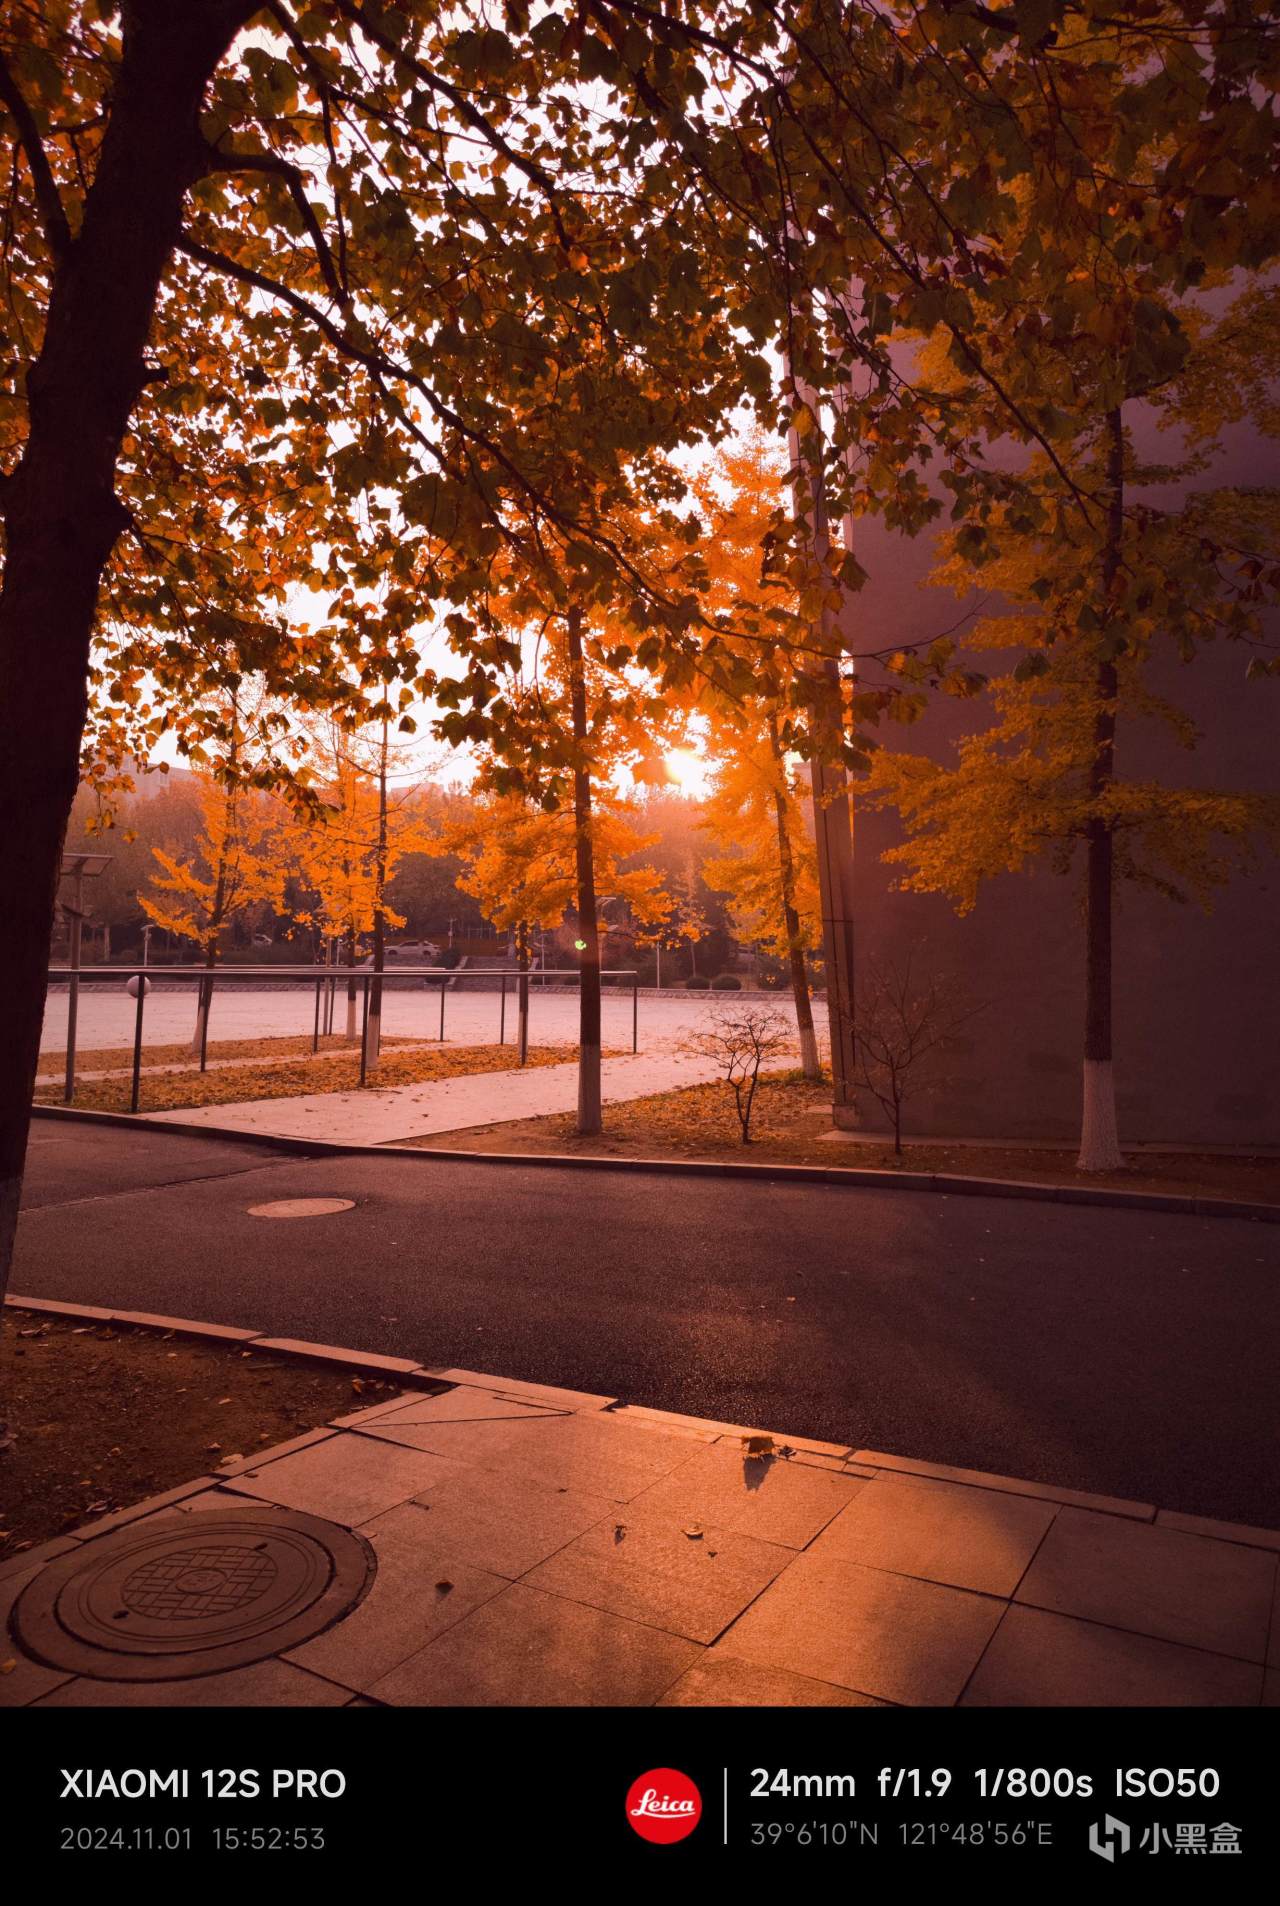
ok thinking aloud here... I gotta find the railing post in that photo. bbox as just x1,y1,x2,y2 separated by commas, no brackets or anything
633,976,638,1054
199,970,213,1072
62,891,82,1105
130,972,146,1113
499,971,506,1046
312,967,322,1054
439,976,445,1042
359,974,370,1087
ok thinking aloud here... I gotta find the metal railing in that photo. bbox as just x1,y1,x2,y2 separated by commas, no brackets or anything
44,963,640,1111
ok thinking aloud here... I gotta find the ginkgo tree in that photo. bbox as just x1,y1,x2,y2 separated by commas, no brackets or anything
868,278,1280,1167
693,439,824,1080
282,712,434,1051
142,774,284,1061
441,789,672,1067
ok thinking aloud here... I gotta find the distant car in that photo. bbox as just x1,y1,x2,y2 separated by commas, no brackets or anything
251,934,273,948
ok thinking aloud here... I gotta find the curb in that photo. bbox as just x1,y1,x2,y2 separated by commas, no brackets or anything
3,1291,449,1388
9,1296,1280,1557
28,1102,1280,1223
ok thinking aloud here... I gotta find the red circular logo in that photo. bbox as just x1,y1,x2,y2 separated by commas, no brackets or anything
625,1768,702,1844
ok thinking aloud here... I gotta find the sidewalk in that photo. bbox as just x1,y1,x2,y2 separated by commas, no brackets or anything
4,1361,1276,1709
137,1049,792,1145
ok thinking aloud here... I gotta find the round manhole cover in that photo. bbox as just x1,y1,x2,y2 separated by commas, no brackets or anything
14,1508,373,1681
247,1198,355,1219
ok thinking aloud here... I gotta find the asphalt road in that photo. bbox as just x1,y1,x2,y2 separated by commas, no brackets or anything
11,1120,1280,1525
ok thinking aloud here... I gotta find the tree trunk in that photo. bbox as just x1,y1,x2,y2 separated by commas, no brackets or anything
767,711,820,1080
0,3,253,1293
789,410,858,1125
345,921,358,1041
1078,408,1126,1173
566,606,602,1135
192,773,234,1062
516,920,531,1067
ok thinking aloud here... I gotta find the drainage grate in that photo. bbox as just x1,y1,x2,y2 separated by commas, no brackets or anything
14,1508,373,1681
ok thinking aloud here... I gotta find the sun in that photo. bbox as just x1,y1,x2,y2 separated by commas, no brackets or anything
665,747,711,797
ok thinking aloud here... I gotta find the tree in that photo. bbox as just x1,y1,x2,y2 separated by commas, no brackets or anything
282,715,433,1051
687,439,824,1074
868,291,1280,1167
442,789,671,1066
0,0,756,1289
681,998,793,1144
849,947,984,1157
141,768,283,1059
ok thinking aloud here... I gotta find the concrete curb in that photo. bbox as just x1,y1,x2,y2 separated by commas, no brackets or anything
9,1296,1280,1557
3,1291,449,1389
28,1101,1280,1223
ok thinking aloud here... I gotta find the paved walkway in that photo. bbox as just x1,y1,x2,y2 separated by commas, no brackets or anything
42,984,800,1143
138,1049,780,1143
3,1365,1276,1708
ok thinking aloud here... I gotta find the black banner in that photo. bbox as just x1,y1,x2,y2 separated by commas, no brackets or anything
10,1704,1273,1874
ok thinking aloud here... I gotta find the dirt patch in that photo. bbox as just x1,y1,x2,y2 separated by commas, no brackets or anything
38,1032,422,1075
410,1073,1280,1207
0,1312,402,1555
35,1041,579,1114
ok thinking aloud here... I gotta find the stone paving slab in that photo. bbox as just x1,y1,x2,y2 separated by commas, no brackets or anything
806,1473,1058,1599
627,1441,866,1549
524,1511,791,1643
408,1469,618,1580
960,1606,1266,1708
657,1655,887,1708
225,1433,466,1528
1013,1506,1277,1661
282,1503,507,1694
711,1550,1006,1706
367,1582,701,1707
33,1659,352,1708
4,1360,1278,1710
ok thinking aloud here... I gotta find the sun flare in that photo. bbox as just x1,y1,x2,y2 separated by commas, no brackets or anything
665,747,711,797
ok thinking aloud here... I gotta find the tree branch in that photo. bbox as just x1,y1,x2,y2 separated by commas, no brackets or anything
0,51,72,259
201,143,345,303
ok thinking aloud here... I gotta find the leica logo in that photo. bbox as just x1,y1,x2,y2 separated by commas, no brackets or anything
631,1789,697,1818
625,1768,702,1844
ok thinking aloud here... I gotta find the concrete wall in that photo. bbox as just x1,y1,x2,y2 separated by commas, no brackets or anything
838,405,1280,1148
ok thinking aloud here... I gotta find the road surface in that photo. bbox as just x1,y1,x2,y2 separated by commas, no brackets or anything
12,1119,1280,1525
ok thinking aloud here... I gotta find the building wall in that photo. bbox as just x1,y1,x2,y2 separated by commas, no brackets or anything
838,405,1280,1148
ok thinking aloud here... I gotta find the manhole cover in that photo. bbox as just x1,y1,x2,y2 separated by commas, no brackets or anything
14,1508,373,1681
246,1198,355,1219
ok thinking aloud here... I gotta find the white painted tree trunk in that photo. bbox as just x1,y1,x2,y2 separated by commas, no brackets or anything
366,1006,381,1069
189,987,210,1060
345,990,358,1041
1077,1059,1124,1171
798,1021,820,1082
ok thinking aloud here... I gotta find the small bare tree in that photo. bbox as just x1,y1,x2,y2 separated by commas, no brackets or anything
682,998,794,1143
849,946,985,1155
